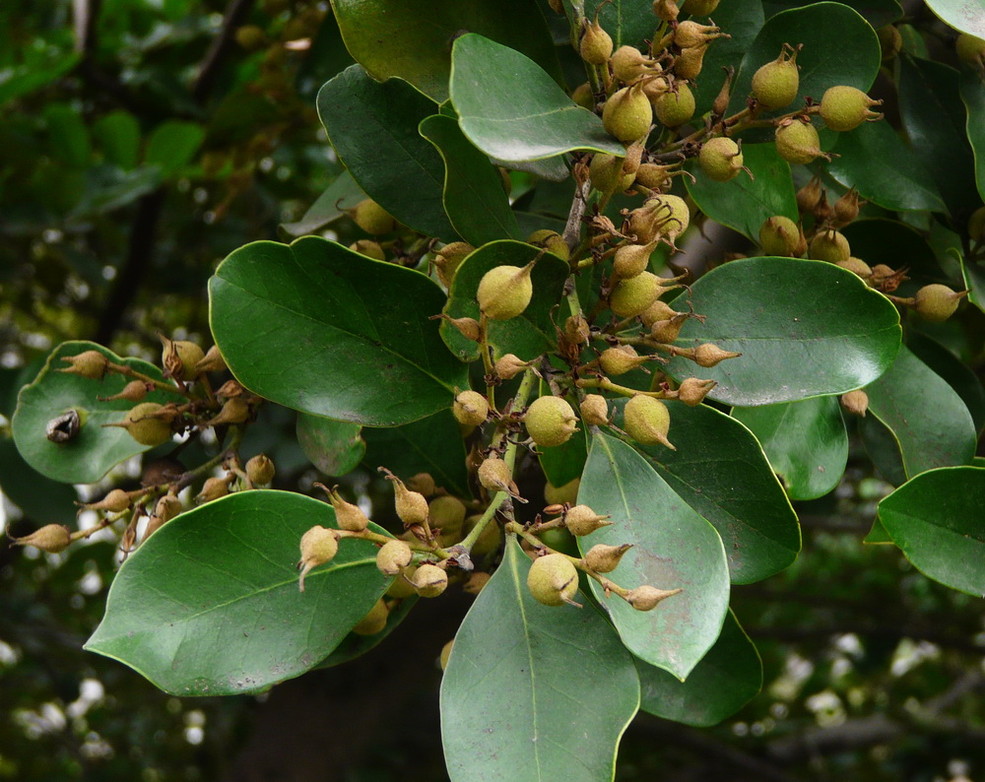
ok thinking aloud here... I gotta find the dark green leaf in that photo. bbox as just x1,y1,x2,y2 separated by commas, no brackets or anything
687,144,798,241
732,396,848,501
69,165,162,218
640,401,800,584
85,491,392,695
419,114,522,245
898,55,977,216
330,0,562,102
762,0,903,27
0,438,78,524
44,103,91,168
583,0,656,49
318,594,418,668
827,120,947,213
878,466,985,595
280,170,364,238
962,256,985,314
450,34,625,162
859,414,907,486
144,121,205,178
580,434,731,679
960,67,985,200
840,218,941,279
441,240,569,363
666,257,902,406
907,333,985,433
316,66,456,239
638,610,761,726
441,537,639,782
865,345,977,479
691,0,766,114
92,110,141,170
11,341,184,484
923,0,985,37
209,237,468,427
729,3,882,115
362,410,471,498
296,413,365,477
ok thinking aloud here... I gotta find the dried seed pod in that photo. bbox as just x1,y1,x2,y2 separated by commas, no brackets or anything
411,563,448,598
382,470,429,527
298,526,339,591
840,389,869,417
377,539,413,576
626,584,682,610
453,390,490,428
564,505,613,536
245,453,275,485
352,598,389,635
583,543,633,573
9,524,72,553
580,394,610,426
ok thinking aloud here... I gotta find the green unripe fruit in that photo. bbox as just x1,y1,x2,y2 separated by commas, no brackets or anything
628,196,689,244
349,239,386,261
376,539,413,576
640,298,679,328
434,241,474,287
759,215,803,256
580,394,609,426
527,553,579,607
673,44,709,80
527,229,570,261
956,33,985,67
59,349,110,379
913,284,965,322
612,242,655,279
572,82,594,109
162,338,205,381
808,229,851,262
599,345,648,376
602,85,653,142
775,119,824,165
118,402,172,447
564,505,612,536
453,390,489,428
477,262,535,320
589,153,633,195
580,18,613,65
544,478,580,506
819,85,883,132
653,84,695,127
389,476,429,527
428,495,467,535
698,136,744,182
610,271,662,317
411,563,448,598
836,257,872,279
750,45,800,110
623,394,674,449
610,46,654,84
674,21,723,49
477,456,513,494
524,395,579,448
352,198,398,235
465,513,503,556
352,598,389,635
877,25,902,61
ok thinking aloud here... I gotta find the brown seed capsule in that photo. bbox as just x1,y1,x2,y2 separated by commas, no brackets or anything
599,345,649,376
478,455,514,494
160,336,205,382
349,239,386,261
494,353,532,380
298,525,339,592
564,505,613,536
382,470,429,527
154,493,183,524
411,563,448,598
206,397,252,427
677,377,717,406
650,314,688,344
46,409,83,443
626,584,682,610
832,188,863,226
836,257,872,279
564,315,591,346
59,350,110,379
10,523,72,554
245,453,275,485
98,380,149,403
463,571,491,594
796,177,824,215
693,343,741,367
196,476,231,504
840,389,869,417
376,539,413,576
319,484,370,532
195,345,227,373
81,488,132,513
583,543,633,573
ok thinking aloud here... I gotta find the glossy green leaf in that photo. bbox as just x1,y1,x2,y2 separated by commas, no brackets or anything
962,256,985,314
0,438,78,524
898,56,977,216
92,110,141,170
11,341,184,484
666,257,902,406
827,120,947,213
687,144,798,241
640,402,800,584
318,594,418,668
296,413,365,477
144,121,204,177
865,345,976,479
580,434,730,679
878,466,985,595
960,68,985,200
280,170,364,238
419,115,522,245
316,66,456,239
691,0,766,114
732,396,848,501
762,0,903,27
450,34,625,162
584,0,657,49
441,240,569,363
923,0,985,38
859,414,907,487
329,0,561,102
209,237,468,427
637,610,761,726
441,537,639,782
908,333,985,433
85,491,392,695
840,218,941,279
729,3,881,115
362,410,471,498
